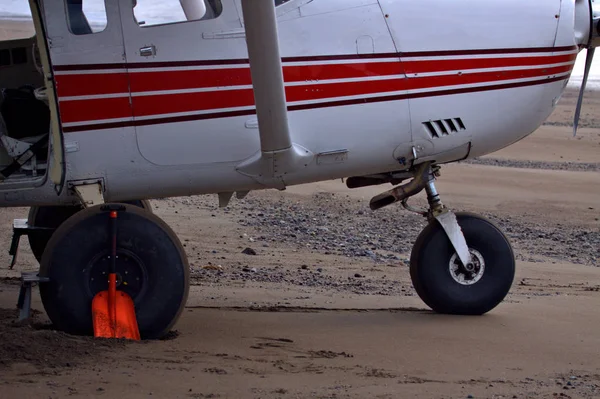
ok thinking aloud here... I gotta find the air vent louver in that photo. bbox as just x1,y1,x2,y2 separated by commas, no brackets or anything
422,118,466,139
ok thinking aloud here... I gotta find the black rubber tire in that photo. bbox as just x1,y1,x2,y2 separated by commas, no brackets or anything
38,203,189,339
27,200,152,262
409,212,515,315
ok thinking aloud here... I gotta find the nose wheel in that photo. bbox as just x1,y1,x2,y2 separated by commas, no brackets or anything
369,162,515,315
410,211,515,315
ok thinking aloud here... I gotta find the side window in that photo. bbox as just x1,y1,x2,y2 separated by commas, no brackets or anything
0,50,10,67
65,0,108,35
0,48,28,68
133,0,223,27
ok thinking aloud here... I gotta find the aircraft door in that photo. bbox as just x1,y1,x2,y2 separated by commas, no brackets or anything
43,0,131,126
39,0,131,192
117,0,262,167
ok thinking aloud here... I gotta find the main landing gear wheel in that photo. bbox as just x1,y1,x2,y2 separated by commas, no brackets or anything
409,212,515,315
27,200,152,263
38,203,189,339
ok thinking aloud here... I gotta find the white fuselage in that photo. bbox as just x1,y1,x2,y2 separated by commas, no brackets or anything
0,0,585,206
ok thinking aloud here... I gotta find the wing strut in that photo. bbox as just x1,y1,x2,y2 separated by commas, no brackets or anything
240,0,291,152
236,0,313,188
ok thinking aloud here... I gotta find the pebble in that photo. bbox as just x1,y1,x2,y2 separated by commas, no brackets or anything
180,189,599,300
242,248,257,255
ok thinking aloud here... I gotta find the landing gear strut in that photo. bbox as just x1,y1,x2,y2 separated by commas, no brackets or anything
370,162,515,315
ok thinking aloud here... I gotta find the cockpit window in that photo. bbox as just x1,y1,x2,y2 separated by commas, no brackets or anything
133,0,223,27
132,0,292,28
65,0,108,35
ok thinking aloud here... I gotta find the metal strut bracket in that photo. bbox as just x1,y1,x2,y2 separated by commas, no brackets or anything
72,181,105,208
425,169,472,267
369,162,473,266
434,211,472,267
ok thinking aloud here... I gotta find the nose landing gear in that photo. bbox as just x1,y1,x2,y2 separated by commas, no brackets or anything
371,162,515,315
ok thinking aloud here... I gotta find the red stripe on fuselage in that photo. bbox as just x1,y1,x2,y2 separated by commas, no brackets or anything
55,72,130,97
402,53,577,74
55,53,575,124
127,62,406,93
128,64,572,118
132,88,256,117
285,64,572,102
61,74,569,133
54,53,574,97
58,97,131,123
129,68,252,93
405,64,573,90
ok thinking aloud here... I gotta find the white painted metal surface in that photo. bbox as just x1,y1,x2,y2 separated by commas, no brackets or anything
0,0,590,206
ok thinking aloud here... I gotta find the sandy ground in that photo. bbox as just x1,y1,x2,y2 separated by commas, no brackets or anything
0,19,34,41
1,18,600,399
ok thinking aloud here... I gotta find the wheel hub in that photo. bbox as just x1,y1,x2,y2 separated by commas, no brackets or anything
86,249,149,305
449,248,485,285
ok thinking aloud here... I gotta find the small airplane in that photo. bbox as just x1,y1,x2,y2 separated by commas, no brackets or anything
0,0,598,339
